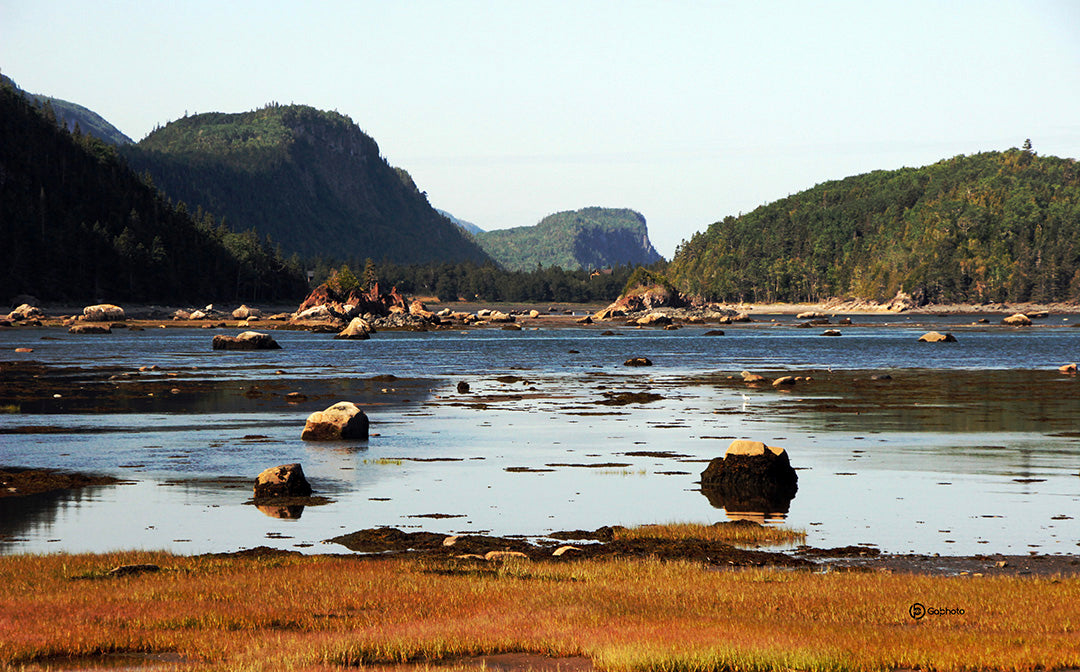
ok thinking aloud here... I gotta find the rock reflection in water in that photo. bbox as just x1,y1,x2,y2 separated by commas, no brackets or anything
700,485,795,523
257,504,304,519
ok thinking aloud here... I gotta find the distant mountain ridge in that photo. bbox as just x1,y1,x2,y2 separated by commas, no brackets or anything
474,207,664,272
121,104,492,265
0,74,133,146
437,209,485,236
667,149,1080,304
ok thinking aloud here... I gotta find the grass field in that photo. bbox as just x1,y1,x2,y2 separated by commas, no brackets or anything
2,544,1079,672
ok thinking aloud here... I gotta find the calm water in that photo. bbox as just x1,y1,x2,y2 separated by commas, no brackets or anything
2,316,1079,556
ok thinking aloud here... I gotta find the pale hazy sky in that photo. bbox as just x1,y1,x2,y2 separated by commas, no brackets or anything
3,1,1079,257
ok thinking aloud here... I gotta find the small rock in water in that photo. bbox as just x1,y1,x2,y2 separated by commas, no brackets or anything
253,463,313,499
456,381,470,394
301,401,369,441
623,356,653,367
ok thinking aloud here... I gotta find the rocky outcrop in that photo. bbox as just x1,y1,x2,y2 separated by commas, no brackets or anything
211,331,281,350
884,290,921,312
595,282,686,320
1060,363,1077,375
253,463,312,499
918,331,957,343
1003,313,1032,326
335,317,374,340
700,440,798,515
301,401,369,441
83,304,125,322
623,357,653,367
296,281,407,321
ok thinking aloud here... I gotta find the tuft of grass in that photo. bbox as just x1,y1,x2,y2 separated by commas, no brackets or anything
611,521,806,547
363,458,404,466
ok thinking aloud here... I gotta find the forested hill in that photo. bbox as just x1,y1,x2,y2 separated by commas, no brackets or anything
0,80,306,304
475,207,664,272
0,74,133,146
667,150,1080,304
121,105,492,264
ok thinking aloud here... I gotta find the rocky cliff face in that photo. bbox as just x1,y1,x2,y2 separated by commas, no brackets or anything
475,207,665,271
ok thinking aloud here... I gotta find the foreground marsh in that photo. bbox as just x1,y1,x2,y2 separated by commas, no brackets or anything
2,550,1079,671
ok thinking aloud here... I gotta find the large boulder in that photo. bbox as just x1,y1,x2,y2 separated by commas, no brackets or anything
700,440,798,515
8,303,43,321
301,401,369,441
232,304,263,320
83,304,125,322
918,331,957,343
211,331,281,350
253,463,312,499
335,317,374,340
1002,313,1032,326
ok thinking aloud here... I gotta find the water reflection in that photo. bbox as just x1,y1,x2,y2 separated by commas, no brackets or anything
699,485,796,522
257,504,304,519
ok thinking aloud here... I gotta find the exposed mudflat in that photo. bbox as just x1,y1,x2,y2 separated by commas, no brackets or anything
0,466,124,498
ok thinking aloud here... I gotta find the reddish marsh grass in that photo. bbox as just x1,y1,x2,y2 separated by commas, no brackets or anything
1,551,1078,671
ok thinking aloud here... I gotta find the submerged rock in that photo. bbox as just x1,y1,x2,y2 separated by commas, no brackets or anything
69,323,111,334
301,401,369,441
211,331,281,350
253,463,312,499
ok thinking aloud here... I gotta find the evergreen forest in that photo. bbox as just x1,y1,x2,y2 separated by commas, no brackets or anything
0,80,307,304
667,149,1080,304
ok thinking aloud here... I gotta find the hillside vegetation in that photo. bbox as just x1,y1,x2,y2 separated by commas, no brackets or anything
668,149,1080,304
475,207,664,272
0,80,305,304
0,74,133,146
121,105,491,264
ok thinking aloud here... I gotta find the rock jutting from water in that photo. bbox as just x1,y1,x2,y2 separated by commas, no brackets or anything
211,331,281,350
253,463,312,499
700,440,799,516
918,331,958,343
301,401,369,441
1003,313,1033,326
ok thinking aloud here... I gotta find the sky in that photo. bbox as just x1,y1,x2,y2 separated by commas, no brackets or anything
3,1,1080,257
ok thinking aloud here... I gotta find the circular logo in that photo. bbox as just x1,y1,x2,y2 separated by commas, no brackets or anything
909,602,926,620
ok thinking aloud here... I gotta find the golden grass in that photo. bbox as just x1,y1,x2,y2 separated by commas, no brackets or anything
1,551,1078,671
611,521,806,547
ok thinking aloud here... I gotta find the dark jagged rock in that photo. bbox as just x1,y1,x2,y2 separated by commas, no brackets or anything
701,440,798,516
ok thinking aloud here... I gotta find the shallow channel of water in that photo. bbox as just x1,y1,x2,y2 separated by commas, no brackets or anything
1,318,1079,556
